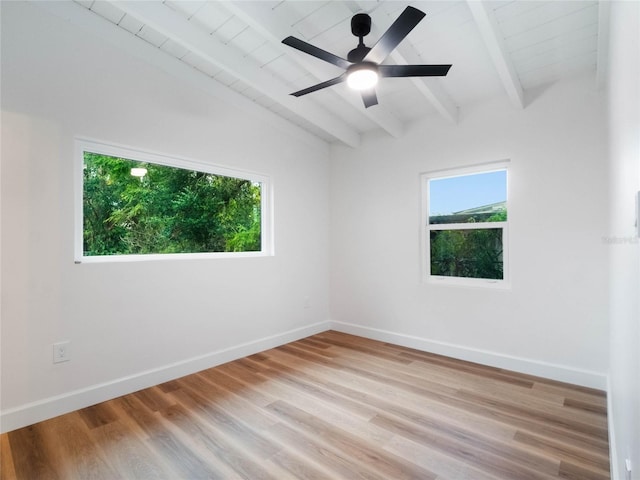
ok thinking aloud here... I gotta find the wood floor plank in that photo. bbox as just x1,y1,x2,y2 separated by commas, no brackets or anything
158,399,274,480
169,385,280,460
36,413,118,479
5,424,60,480
383,434,503,480
455,389,608,441
513,430,610,474
77,401,119,430
266,400,439,480
268,421,389,480
0,331,610,480
87,419,171,479
370,413,557,480
268,447,338,480
0,434,17,480
563,397,608,416
182,371,278,431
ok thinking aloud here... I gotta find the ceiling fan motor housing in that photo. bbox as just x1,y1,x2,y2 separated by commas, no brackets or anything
351,13,371,38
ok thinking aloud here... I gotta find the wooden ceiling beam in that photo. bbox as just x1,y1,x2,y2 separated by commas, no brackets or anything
467,0,525,109
113,0,361,147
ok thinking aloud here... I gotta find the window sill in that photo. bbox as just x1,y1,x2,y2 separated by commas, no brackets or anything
425,276,511,290
75,251,273,264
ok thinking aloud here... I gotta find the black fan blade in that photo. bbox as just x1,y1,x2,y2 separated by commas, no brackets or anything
379,64,452,77
290,74,347,97
364,6,426,64
282,36,352,69
361,88,378,108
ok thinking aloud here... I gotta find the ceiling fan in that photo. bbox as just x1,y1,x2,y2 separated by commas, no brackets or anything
282,6,452,108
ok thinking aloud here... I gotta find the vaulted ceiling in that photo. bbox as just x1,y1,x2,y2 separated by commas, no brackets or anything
42,1,607,147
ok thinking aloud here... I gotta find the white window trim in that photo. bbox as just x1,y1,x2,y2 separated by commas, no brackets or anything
75,138,273,263
420,160,510,289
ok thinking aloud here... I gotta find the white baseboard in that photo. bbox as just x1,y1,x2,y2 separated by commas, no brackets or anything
2,319,608,434
0,321,330,434
606,375,619,480
329,321,608,390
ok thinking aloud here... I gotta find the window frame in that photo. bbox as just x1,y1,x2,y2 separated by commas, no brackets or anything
75,138,273,263
421,161,510,288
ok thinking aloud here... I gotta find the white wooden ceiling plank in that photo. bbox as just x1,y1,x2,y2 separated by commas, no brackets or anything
498,1,597,39
254,94,278,110
74,0,95,9
189,2,233,35
222,0,404,138
266,55,312,87
112,0,361,147
491,1,546,24
118,13,143,35
230,28,267,56
241,86,266,102
214,17,248,44
213,70,238,87
502,4,598,50
269,2,320,38
377,1,404,17
304,18,352,56
181,52,222,77
90,0,125,24
514,39,597,75
160,39,190,60
508,22,598,61
295,2,353,40
136,24,169,48
229,81,248,94
519,56,596,89
248,42,283,67
285,1,330,28
467,0,525,109
415,1,463,20
408,1,471,45
506,22,595,54
164,0,206,19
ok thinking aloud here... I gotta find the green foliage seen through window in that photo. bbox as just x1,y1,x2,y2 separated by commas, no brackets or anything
83,152,261,256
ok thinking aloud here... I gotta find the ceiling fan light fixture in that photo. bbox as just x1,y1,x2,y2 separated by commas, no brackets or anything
346,63,378,90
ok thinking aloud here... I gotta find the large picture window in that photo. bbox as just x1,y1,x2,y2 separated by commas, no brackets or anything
422,163,509,287
76,139,271,262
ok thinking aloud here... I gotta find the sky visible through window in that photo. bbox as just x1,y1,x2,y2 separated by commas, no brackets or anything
429,170,507,216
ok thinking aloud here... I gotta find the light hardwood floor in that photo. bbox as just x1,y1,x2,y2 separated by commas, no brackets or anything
0,331,609,480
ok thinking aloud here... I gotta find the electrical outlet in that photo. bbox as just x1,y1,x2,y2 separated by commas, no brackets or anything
53,341,70,363
303,296,311,309
626,458,632,480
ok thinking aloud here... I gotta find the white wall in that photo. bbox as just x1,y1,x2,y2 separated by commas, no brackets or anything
0,2,330,432
606,1,640,478
330,74,609,388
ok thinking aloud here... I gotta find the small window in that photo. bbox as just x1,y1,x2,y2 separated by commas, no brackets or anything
422,163,509,287
76,139,271,262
